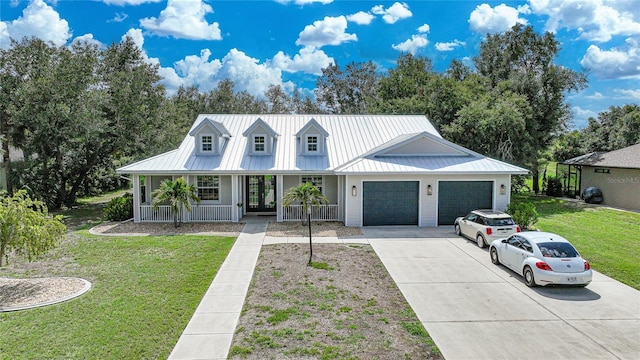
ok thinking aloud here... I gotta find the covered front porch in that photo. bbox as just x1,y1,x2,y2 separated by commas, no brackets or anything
130,174,343,223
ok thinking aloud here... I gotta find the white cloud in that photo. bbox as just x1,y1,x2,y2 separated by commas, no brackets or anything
271,46,334,75
372,2,412,24
274,0,333,5
392,35,428,55
139,0,222,40
572,106,598,128
580,37,640,79
296,16,357,47
109,12,128,23
0,0,71,48
585,91,605,99
614,88,640,100
71,33,104,48
417,24,430,33
347,11,375,25
102,0,162,5
435,39,466,51
468,3,528,34
529,0,640,42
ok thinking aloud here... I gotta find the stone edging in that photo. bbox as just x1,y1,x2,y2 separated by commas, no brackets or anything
0,277,92,312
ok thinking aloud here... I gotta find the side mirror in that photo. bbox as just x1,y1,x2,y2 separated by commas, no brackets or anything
501,239,508,243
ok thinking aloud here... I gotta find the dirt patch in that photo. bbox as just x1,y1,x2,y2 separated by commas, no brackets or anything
0,277,89,311
229,243,442,359
266,221,363,238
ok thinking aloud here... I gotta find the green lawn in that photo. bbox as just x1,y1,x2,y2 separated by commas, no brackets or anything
1,232,235,359
512,195,640,290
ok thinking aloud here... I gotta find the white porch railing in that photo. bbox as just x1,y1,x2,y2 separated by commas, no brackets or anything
140,205,174,222
190,205,233,222
139,205,233,222
283,204,339,221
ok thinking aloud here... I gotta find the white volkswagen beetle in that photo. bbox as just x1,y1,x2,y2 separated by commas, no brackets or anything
489,231,592,287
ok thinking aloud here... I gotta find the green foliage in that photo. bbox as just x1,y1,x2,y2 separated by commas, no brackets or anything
543,176,563,197
0,190,66,266
506,201,539,230
510,175,531,194
151,177,200,228
580,104,640,152
315,61,379,114
103,192,134,221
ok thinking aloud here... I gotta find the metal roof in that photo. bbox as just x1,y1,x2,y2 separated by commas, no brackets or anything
117,114,528,175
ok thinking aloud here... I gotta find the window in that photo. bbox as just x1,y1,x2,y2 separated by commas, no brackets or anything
197,176,219,201
301,175,323,193
254,135,265,153
201,135,213,152
307,136,318,152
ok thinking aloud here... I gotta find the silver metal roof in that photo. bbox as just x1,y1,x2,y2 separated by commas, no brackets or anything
117,114,528,175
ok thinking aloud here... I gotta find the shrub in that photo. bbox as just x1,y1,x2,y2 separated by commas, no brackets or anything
104,193,133,221
506,201,539,230
544,176,563,197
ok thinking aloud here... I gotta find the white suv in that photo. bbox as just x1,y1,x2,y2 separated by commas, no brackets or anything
454,209,520,248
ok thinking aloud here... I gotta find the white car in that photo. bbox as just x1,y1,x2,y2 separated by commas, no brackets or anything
454,209,521,248
489,232,592,287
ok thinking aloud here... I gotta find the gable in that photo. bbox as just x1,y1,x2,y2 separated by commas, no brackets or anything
243,118,278,155
384,136,468,156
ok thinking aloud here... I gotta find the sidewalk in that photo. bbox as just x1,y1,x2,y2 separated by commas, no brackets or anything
168,218,267,360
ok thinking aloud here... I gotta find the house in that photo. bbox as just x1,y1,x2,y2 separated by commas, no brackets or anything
116,114,528,226
559,143,640,211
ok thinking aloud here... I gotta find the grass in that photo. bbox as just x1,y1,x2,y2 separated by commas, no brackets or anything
0,191,236,359
512,195,640,290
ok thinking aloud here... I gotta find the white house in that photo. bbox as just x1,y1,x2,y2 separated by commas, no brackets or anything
116,114,528,226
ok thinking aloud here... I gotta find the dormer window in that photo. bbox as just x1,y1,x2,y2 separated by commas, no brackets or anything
254,135,266,153
307,136,318,152
201,135,213,152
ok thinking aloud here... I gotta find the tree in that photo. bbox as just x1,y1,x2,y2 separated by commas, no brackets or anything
474,24,587,194
282,182,328,265
315,61,379,114
581,104,640,152
0,190,66,266
151,178,200,228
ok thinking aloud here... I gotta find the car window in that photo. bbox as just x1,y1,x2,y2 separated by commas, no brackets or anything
520,239,533,253
475,217,485,225
507,235,521,247
537,242,579,258
485,217,515,226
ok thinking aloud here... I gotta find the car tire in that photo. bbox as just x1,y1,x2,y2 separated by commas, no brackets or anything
455,224,461,236
490,247,500,265
524,266,536,287
476,234,486,248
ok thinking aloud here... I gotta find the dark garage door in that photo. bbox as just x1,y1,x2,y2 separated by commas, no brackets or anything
363,181,418,226
438,181,493,225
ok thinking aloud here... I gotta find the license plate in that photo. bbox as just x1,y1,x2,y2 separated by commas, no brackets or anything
567,277,577,282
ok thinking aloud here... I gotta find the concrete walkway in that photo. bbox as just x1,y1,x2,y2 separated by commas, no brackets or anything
168,218,267,360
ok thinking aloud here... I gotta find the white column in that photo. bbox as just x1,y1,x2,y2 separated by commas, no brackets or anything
231,175,238,222
133,174,141,223
276,175,284,222
183,175,190,223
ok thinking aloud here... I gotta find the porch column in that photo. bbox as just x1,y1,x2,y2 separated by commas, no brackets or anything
231,175,239,222
133,174,141,223
276,175,283,222
183,176,190,223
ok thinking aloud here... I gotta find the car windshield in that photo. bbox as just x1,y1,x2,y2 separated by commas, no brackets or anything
485,217,514,226
537,242,579,258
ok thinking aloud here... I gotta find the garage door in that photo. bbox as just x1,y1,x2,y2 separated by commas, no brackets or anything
438,181,493,225
363,181,418,226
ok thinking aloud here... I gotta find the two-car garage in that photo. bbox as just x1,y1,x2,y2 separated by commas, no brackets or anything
361,180,494,226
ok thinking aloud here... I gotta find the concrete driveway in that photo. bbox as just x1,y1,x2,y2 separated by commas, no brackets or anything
365,227,640,360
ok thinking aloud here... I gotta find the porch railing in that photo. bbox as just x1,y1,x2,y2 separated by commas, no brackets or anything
139,204,233,222
190,205,233,222
283,204,339,221
140,205,174,222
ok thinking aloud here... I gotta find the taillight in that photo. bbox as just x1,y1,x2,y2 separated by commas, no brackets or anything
516,225,521,233
584,261,590,270
486,227,492,235
535,262,552,271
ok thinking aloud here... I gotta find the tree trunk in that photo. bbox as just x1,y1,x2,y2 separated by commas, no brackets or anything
1,139,12,194
532,168,540,195
307,211,313,266
0,240,6,267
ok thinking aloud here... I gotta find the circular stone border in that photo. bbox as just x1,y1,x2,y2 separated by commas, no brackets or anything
0,277,92,312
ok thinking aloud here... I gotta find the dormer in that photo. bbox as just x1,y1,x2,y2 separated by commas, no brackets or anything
242,118,279,155
296,118,329,155
189,117,231,155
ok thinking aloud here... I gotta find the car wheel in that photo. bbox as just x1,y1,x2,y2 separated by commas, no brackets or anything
490,247,500,265
476,234,486,248
524,266,536,287
454,224,461,236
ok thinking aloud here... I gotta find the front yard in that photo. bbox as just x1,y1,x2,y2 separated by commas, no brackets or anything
513,195,640,290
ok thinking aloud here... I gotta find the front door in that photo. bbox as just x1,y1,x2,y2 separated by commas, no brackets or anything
246,175,277,212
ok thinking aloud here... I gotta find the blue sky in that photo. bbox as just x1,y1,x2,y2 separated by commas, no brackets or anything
1,0,639,129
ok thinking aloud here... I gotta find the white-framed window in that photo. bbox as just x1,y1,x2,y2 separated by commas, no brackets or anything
201,135,213,152
306,135,318,153
301,175,323,193
197,175,220,201
254,135,266,153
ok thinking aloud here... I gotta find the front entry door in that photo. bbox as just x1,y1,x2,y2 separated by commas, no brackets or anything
247,175,276,212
